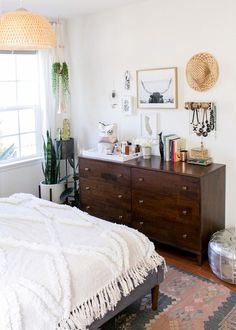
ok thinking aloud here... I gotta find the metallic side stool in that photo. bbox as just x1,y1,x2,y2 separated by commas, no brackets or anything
208,228,236,284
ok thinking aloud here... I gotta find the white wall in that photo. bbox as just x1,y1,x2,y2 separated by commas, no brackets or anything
67,0,236,226
0,160,43,197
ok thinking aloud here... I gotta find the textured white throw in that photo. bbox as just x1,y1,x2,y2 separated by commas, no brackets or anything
0,193,165,330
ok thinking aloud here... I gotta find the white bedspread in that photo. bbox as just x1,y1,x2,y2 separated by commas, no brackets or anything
0,193,165,330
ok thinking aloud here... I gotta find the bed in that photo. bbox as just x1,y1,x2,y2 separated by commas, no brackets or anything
0,193,166,330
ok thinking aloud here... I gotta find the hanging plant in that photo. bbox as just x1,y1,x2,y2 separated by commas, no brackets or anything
52,61,69,97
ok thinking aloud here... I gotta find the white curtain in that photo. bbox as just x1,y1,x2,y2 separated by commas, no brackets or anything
38,20,70,139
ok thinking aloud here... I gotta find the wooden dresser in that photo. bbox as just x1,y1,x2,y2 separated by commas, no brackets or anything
79,156,225,264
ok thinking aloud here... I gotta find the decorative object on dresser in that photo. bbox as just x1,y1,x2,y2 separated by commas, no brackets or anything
158,132,164,161
79,155,225,265
163,134,186,162
98,122,118,154
137,67,178,109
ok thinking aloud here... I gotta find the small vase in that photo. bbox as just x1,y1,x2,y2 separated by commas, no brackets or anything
159,132,164,161
142,146,151,159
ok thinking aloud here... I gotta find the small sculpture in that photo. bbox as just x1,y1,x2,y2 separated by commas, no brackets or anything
62,118,70,140
159,132,164,160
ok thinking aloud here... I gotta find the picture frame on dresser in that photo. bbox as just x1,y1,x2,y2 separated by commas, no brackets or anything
136,67,178,109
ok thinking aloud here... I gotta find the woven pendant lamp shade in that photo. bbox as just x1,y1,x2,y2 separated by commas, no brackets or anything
0,9,56,50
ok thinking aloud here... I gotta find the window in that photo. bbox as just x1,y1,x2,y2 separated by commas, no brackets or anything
0,52,41,164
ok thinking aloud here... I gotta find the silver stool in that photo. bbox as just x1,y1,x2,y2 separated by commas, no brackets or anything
208,228,236,284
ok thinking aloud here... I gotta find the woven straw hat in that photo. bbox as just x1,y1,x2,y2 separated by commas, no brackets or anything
186,53,219,92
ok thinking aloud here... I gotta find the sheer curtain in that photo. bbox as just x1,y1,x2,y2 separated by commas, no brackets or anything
38,20,69,138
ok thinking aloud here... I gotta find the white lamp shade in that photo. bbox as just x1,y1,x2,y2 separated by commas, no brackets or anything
0,9,56,50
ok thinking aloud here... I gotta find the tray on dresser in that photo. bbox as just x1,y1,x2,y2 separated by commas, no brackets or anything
81,149,142,162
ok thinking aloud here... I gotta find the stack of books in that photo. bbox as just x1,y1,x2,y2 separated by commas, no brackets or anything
163,134,186,162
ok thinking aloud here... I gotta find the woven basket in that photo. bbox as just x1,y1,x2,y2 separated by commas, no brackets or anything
0,9,56,50
186,53,219,92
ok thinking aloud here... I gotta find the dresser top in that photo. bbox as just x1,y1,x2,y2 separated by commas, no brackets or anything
125,156,225,177
79,155,225,178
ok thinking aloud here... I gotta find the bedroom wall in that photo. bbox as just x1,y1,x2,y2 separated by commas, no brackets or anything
67,0,236,227
0,160,43,197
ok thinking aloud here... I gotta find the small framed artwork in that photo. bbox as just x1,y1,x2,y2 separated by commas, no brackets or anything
140,111,158,139
121,96,134,115
137,67,178,109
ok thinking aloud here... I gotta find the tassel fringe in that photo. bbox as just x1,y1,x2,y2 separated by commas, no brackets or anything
57,252,165,330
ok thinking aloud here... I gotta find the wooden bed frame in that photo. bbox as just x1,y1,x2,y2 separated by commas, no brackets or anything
89,265,164,329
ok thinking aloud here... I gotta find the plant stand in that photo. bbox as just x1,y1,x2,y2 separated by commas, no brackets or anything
56,138,79,207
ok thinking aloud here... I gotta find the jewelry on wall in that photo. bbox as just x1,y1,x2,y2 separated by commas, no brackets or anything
110,89,118,109
125,70,130,90
184,102,216,137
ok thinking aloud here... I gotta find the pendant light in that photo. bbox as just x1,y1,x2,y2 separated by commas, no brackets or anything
0,4,56,50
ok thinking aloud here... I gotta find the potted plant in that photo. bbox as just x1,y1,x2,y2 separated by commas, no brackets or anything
40,131,65,203
52,61,69,113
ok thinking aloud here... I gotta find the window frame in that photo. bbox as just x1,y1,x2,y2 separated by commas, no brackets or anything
0,50,42,166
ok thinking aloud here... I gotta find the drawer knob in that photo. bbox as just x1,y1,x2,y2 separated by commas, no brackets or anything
139,200,144,204
118,215,123,220
182,234,188,239
182,185,188,191
118,194,123,199
85,167,90,171
182,209,188,215
117,174,123,178
139,221,144,225
138,178,144,182
86,205,91,210
85,186,90,190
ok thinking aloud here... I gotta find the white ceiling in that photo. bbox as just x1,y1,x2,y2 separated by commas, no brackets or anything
0,0,145,18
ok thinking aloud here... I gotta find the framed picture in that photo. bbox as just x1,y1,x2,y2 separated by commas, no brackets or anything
140,111,158,139
137,67,178,109
121,96,134,115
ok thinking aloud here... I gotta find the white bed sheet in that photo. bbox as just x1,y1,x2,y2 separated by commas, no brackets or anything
0,193,164,330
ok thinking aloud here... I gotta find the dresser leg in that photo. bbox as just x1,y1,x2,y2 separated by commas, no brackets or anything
197,254,203,266
151,285,159,310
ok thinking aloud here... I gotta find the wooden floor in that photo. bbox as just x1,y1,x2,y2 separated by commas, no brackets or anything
155,242,236,292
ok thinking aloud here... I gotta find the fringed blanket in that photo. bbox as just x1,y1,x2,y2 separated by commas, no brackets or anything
0,193,165,330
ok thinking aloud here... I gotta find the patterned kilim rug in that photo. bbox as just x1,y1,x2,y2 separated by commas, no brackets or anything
102,266,236,330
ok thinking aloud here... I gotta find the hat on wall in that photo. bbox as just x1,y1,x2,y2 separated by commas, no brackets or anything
186,53,219,92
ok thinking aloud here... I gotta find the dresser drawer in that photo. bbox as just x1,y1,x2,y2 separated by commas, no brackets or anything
80,158,130,187
80,197,131,225
80,177,131,208
133,218,200,252
132,168,200,200
132,190,200,227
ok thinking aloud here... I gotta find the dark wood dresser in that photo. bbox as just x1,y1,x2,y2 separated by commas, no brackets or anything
79,156,225,264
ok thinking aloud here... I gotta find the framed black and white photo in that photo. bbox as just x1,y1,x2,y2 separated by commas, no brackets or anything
137,67,178,109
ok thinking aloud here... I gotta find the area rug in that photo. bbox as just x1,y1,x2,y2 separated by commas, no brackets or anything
102,266,236,330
